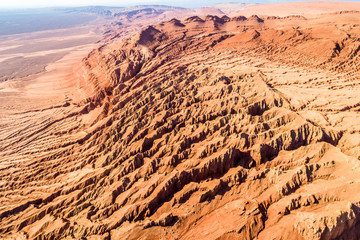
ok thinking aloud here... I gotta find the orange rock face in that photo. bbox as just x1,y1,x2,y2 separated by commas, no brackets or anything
1,9,360,240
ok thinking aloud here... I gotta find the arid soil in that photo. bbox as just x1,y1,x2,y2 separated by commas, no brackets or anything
0,27,101,83
1,3,360,240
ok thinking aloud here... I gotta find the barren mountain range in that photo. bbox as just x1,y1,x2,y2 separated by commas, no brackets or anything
1,2,360,240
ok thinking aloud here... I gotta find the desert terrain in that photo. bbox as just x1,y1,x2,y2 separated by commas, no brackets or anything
0,5,225,116
0,6,223,84
1,1,360,240
0,8,104,83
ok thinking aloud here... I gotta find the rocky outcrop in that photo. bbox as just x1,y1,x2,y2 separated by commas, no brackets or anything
1,12,360,240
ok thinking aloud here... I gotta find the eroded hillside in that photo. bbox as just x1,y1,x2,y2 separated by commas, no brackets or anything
1,12,360,240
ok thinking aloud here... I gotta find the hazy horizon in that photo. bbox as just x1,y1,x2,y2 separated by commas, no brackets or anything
1,0,360,10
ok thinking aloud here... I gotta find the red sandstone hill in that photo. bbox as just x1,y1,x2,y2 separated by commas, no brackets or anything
1,9,360,240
